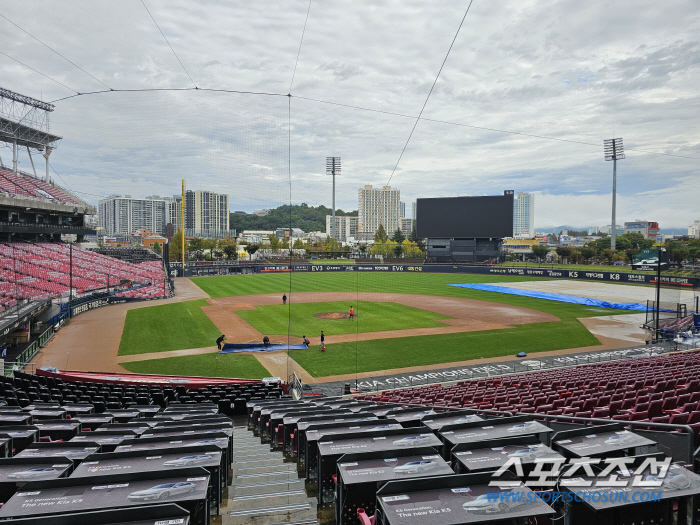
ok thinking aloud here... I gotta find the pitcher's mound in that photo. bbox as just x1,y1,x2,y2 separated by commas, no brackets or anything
314,312,355,320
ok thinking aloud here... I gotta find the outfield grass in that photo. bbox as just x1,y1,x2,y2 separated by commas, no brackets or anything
237,300,451,338
121,353,270,379
118,299,221,356
190,272,556,299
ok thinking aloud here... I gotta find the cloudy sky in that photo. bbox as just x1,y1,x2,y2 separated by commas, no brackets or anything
1,0,698,230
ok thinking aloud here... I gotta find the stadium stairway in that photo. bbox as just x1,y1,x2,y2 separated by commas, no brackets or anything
225,426,318,525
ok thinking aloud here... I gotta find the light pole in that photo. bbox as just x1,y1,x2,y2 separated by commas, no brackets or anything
604,138,625,250
326,157,341,243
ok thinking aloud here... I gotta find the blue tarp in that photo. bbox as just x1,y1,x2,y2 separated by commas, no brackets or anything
220,342,309,354
447,283,651,311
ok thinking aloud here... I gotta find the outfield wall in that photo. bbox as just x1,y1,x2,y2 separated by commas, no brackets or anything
251,264,698,288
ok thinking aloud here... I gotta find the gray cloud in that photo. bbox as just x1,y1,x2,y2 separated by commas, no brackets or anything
0,0,698,229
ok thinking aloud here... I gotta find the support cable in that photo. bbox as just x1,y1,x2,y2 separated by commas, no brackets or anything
0,51,79,94
387,0,474,185
288,0,312,94
140,0,198,89
0,13,113,90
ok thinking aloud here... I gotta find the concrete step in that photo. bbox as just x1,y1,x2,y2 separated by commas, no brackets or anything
236,463,295,475
234,451,283,460
234,458,284,469
234,470,299,485
233,479,304,497
225,501,317,525
229,489,308,511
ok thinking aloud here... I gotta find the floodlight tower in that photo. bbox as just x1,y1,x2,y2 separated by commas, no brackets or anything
604,138,625,250
326,157,341,240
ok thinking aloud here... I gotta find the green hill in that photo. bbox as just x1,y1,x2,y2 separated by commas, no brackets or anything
230,203,357,233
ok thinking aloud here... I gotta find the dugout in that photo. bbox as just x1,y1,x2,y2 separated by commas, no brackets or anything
0,504,191,525
73,446,224,514
317,427,443,504
374,471,554,525
336,448,454,525
0,467,211,525
559,453,700,525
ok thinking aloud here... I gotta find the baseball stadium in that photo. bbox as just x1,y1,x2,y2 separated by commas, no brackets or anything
1,3,700,525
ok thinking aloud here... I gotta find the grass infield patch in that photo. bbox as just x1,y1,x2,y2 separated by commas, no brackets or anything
118,299,221,356
291,318,599,377
121,353,270,379
236,300,451,338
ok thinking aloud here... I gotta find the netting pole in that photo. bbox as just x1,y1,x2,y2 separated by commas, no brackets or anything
655,249,662,341
181,179,186,273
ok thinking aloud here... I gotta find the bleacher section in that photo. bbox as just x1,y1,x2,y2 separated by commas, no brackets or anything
0,167,86,207
0,242,166,311
88,246,162,264
355,350,700,440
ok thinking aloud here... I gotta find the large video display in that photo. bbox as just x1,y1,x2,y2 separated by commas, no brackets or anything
417,193,514,238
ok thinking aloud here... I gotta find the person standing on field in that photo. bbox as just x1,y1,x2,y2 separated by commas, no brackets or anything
216,334,225,350
320,330,325,352
349,306,354,320
283,293,287,305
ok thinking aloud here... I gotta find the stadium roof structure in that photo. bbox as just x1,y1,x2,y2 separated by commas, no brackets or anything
0,116,62,151
0,87,62,151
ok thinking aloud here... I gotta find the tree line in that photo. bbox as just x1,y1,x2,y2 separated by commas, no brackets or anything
229,203,357,234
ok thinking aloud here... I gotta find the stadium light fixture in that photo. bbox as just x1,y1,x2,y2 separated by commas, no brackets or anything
604,138,624,250
326,157,341,241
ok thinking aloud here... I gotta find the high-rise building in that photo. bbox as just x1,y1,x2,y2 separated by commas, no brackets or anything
513,192,535,238
325,215,359,242
358,185,401,241
399,217,413,235
400,201,406,218
624,220,660,240
168,190,229,237
689,220,700,239
98,195,167,236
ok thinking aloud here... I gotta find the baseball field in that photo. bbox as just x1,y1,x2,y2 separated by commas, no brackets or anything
111,271,640,381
